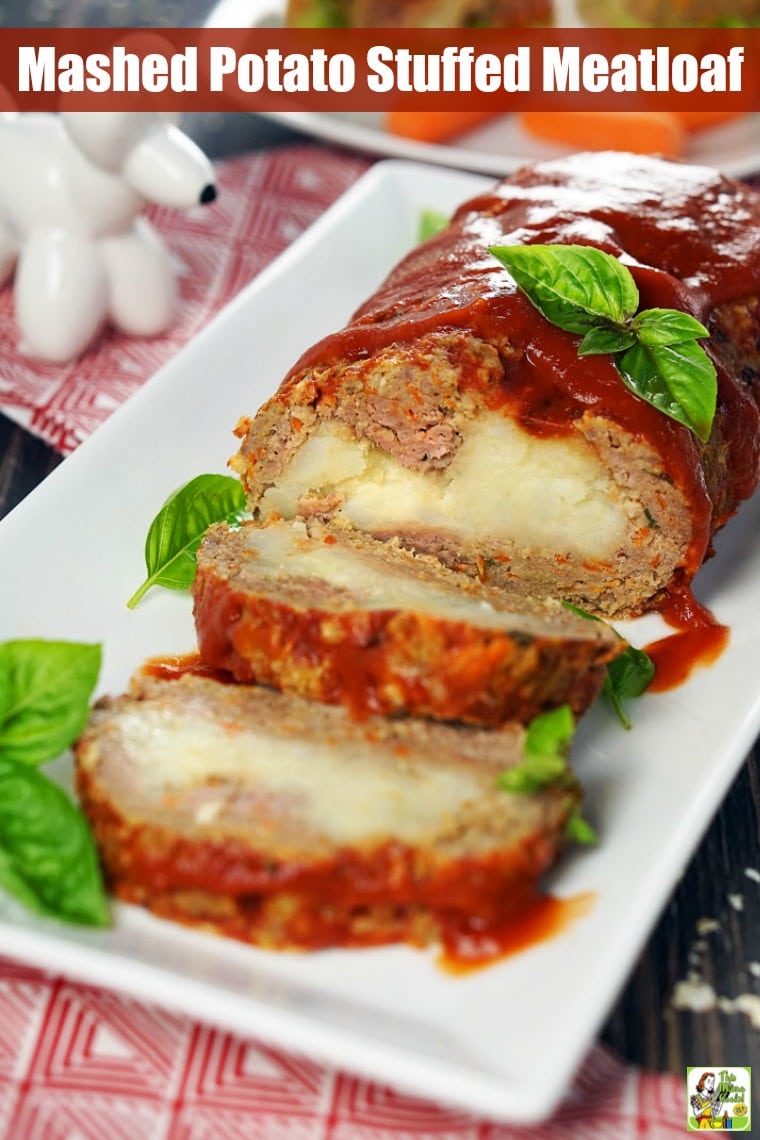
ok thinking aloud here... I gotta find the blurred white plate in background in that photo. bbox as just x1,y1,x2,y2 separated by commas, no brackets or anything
206,0,760,178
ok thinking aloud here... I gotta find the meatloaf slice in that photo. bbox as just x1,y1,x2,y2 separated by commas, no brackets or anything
232,152,760,618
193,518,621,726
75,671,579,951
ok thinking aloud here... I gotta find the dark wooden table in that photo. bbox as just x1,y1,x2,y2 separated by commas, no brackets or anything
1,0,759,1110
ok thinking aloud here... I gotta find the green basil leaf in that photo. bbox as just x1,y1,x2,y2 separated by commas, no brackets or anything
562,600,602,623
0,653,10,729
498,705,575,794
0,641,101,766
490,243,718,442
0,756,109,926
489,244,639,334
499,749,568,794
617,339,717,442
632,308,709,347
565,810,597,845
525,703,575,760
561,602,654,729
603,646,656,731
0,846,49,913
578,325,636,356
128,474,247,608
418,209,449,243
606,645,655,701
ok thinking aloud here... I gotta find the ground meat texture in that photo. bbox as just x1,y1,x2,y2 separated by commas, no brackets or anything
193,518,621,726
74,672,578,951
232,152,760,618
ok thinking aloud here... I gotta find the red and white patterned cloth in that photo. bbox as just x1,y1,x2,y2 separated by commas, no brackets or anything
0,144,687,1137
0,953,686,1139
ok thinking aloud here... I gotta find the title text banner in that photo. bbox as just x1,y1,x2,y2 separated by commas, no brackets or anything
1,27,757,112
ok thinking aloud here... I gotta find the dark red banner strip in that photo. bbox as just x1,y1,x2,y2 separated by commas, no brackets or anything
0,27,757,112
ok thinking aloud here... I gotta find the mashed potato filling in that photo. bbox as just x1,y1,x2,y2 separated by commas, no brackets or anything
259,413,627,558
242,520,576,634
107,707,484,846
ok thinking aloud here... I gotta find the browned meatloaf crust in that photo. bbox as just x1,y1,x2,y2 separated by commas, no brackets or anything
232,152,760,618
75,671,578,951
193,518,621,725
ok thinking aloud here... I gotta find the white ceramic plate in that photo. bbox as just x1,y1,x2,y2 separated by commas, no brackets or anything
2,161,760,1125
207,0,760,178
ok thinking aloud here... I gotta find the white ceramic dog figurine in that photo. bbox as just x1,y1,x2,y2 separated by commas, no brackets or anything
0,111,217,363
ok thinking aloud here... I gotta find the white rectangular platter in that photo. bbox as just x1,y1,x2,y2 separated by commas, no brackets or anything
1,160,760,1125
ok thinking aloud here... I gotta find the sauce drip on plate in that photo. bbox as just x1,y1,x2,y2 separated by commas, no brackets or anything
645,588,729,692
438,892,596,975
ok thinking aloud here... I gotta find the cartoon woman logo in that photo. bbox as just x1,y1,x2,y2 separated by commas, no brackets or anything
690,1072,730,1130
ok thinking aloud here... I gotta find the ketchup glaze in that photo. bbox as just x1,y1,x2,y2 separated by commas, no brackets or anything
283,152,760,585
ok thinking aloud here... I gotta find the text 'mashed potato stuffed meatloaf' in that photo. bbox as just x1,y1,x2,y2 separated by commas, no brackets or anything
232,152,760,618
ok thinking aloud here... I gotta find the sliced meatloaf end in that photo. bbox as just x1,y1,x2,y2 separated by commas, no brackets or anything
193,518,622,726
231,152,760,618
75,671,579,951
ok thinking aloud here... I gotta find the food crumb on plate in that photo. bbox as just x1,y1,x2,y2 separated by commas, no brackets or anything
672,977,718,1012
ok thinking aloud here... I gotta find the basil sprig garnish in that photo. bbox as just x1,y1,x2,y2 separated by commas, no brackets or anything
498,706,597,844
0,640,101,765
603,645,655,730
0,757,108,925
498,705,575,795
128,473,246,608
489,244,717,443
418,209,449,243
563,602,655,730
0,640,108,926
564,811,597,846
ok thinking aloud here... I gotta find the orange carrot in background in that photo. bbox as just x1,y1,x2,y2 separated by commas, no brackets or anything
385,109,504,143
673,110,745,131
386,107,747,150
518,110,686,157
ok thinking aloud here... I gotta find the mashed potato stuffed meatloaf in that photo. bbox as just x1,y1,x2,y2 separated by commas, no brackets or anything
75,671,578,950
73,152,759,956
193,518,621,725
232,152,760,618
